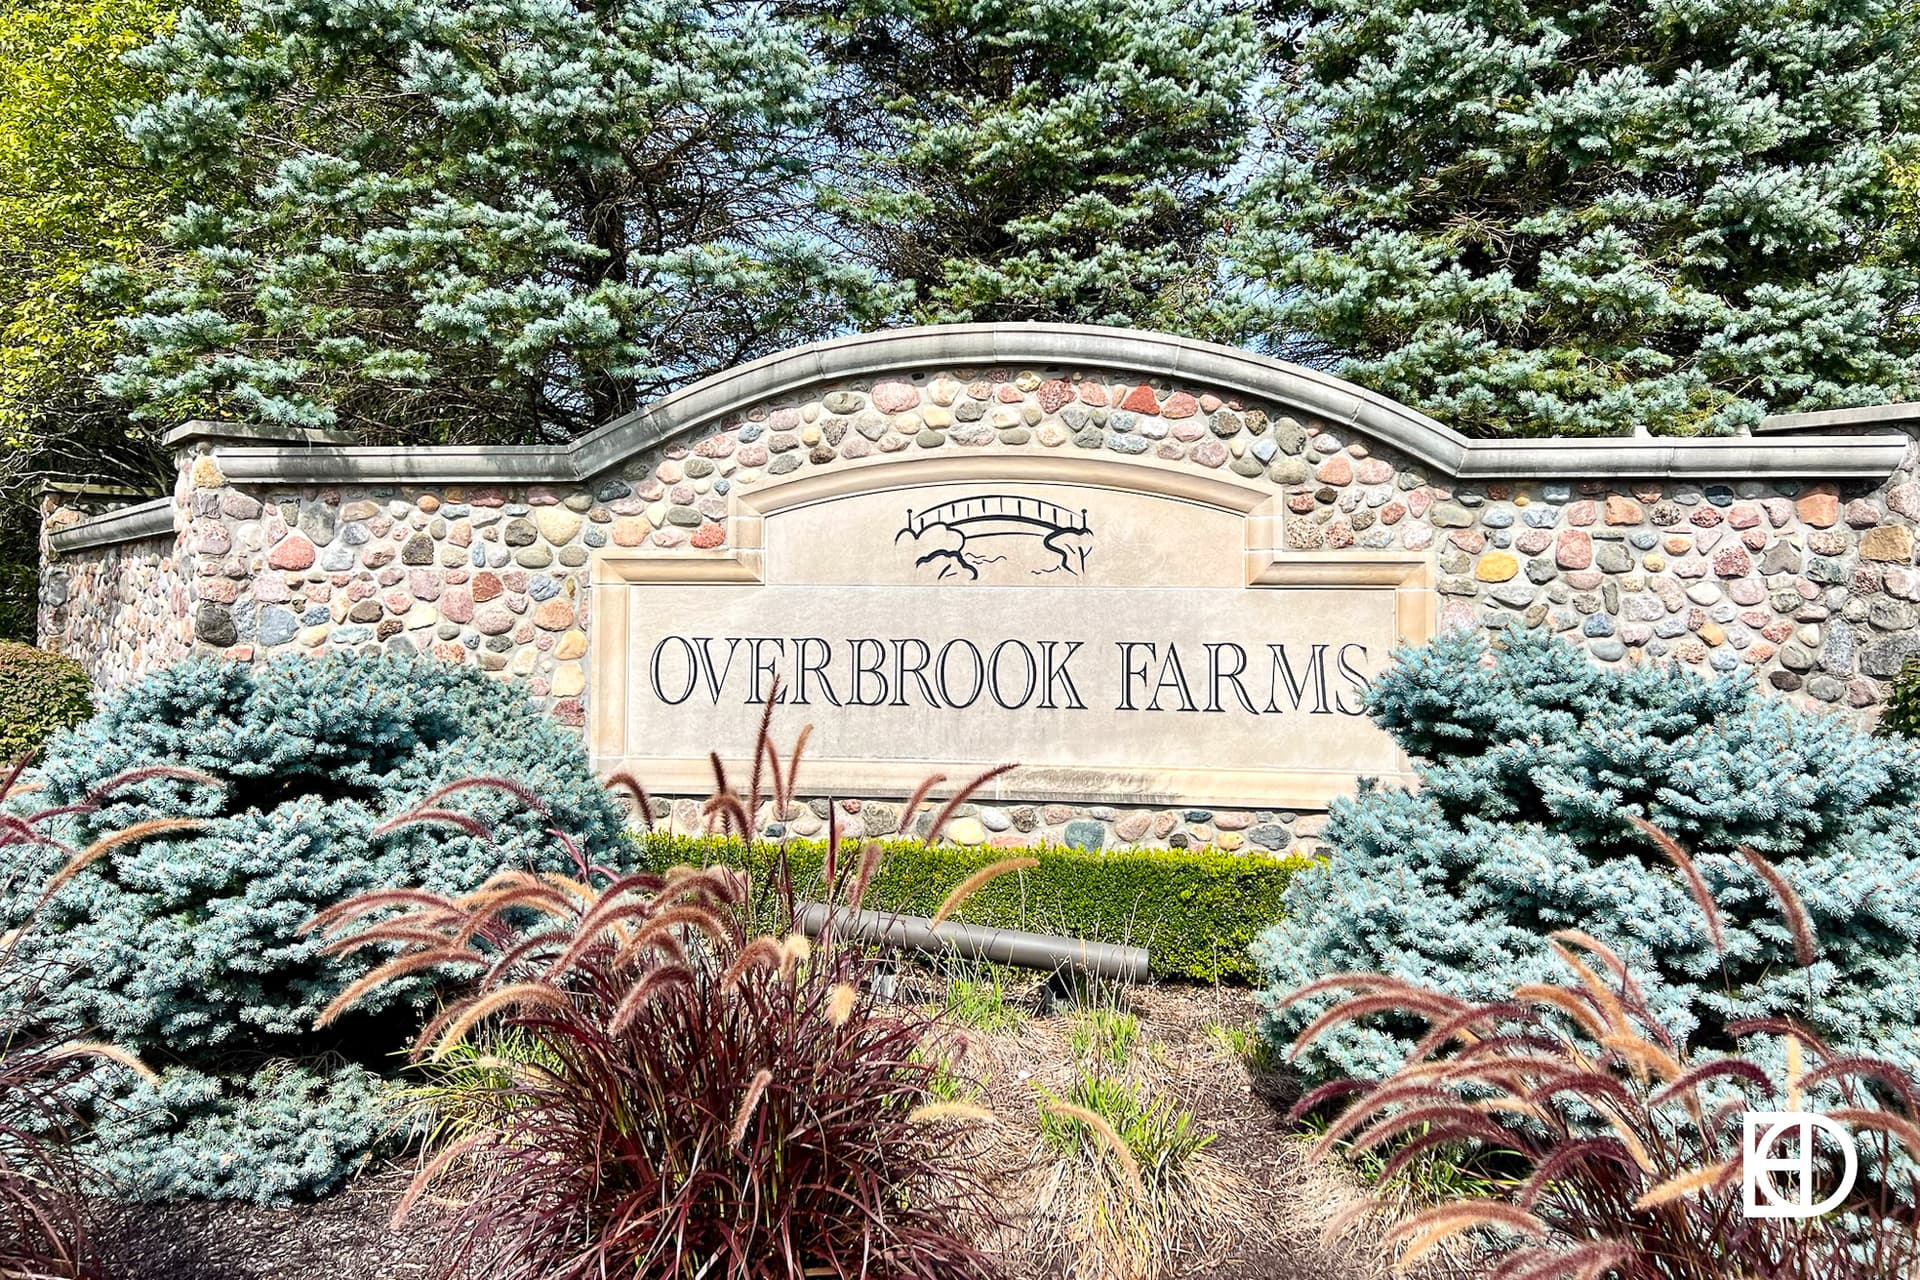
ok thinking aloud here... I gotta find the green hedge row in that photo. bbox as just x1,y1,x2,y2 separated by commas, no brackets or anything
0,641,91,765
632,832,1315,982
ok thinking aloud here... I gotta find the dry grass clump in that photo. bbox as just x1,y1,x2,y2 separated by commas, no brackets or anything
1026,1069,1261,1280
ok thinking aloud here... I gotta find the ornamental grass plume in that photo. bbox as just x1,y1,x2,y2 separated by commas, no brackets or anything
0,754,179,1278
1027,1070,1255,1280
1281,826,1920,1280
309,692,1018,1280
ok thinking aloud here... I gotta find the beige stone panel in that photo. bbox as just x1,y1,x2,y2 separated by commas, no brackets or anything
768,482,1243,589
594,581,1414,808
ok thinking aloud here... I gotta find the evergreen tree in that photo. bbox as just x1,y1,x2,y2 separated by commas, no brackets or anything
106,0,900,443
1231,0,1920,437
815,0,1259,330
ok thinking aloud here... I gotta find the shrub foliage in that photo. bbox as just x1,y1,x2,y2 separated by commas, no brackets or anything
0,758,173,1276
637,833,1309,982
1281,866,1920,1279
2,654,628,1202
0,642,91,765
1259,628,1920,1081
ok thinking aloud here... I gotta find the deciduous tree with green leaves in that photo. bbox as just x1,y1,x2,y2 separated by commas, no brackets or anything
107,0,900,443
0,0,185,638
815,0,1260,330
1231,0,1920,437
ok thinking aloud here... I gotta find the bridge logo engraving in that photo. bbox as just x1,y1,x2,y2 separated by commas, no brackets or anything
896,493,1094,581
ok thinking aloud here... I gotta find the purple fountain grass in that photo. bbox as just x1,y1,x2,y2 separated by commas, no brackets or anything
1283,827,1920,1280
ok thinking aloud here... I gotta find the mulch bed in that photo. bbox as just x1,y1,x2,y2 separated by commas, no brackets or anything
93,982,1396,1280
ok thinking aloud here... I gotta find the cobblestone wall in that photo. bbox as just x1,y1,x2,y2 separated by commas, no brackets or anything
38,505,190,692
40,352,1920,850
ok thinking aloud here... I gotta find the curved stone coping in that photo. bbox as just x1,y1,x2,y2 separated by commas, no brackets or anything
48,496,173,554
177,324,1909,484
1755,401,1920,434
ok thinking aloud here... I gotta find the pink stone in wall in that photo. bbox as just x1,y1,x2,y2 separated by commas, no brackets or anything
199,578,239,604
433,641,467,664
737,445,768,467
1712,546,1751,577
691,522,727,549
1037,379,1074,414
871,380,921,413
652,527,688,548
1077,381,1109,408
1555,529,1592,569
1171,420,1207,442
1161,392,1199,419
1407,488,1431,518
474,606,513,636
1314,454,1351,485
1727,504,1761,530
995,383,1024,403
533,599,574,630
1565,500,1597,527
1119,385,1160,414
1564,570,1603,590
409,569,443,600
440,589,474,624
268,534,316,570
1191,441,1228,468
255,578,290,603
1515,529,1551,555
195,523,231,555
1356,458,1394,485
1380,501,1406,525
695,435,736,458
552,699,585,727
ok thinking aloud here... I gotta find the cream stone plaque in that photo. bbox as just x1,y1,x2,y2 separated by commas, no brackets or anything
589,459,1431,809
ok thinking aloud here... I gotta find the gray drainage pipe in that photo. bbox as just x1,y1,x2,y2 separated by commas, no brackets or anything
794,902,1150,983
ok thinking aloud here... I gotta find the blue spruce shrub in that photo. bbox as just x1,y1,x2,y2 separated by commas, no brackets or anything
2,654,628,1202
1257,627,1920,1082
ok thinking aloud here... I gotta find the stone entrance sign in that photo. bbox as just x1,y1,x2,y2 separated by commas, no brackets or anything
39,324,1920,850
590,467,1430,808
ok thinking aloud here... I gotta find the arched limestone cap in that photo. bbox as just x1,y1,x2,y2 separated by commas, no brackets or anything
178,323,1908,485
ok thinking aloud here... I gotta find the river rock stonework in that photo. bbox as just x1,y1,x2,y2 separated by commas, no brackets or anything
39,326,1920,849
38,499,190,691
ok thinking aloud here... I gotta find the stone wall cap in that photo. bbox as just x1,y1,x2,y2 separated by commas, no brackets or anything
46,496,173,555
165,420,358,449
1755,401,1920,434
179,325,1913,483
